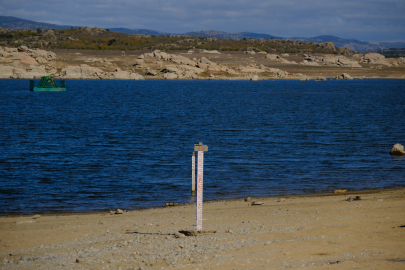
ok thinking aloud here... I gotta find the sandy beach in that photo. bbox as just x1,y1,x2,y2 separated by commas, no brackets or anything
1,188,404,269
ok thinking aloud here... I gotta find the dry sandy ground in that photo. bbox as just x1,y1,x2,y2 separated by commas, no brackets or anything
1,189,404,270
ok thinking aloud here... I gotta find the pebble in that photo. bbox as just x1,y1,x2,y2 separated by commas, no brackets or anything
251,201,263,206
175,233,186,238
334,190,347,194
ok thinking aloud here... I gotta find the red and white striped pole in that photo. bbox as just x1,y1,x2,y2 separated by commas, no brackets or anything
192,152,195,193
194,142,208,231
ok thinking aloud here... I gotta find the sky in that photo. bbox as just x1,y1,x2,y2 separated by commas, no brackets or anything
1,0,404,42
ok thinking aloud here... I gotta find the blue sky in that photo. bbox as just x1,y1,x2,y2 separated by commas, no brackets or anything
1,0,404,42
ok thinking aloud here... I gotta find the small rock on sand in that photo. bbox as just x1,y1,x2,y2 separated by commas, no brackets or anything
175,233,186,238
334,190,347,194
251,201,263,206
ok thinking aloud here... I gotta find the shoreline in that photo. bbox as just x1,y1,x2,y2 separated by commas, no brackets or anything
3,76,405,81
1,187,402,217
1,187,404,269
2,46,405,81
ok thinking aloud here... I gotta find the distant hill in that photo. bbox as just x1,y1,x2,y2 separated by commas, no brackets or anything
380,42,405,49
1,16,403,52
290,35,387,53
181,30,283,40
0,16,77,30
109,28,169,36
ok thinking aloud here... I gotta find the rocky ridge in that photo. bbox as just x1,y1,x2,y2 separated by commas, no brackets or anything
1,45,405,80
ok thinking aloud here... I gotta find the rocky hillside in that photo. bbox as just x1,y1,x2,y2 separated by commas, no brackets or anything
0,27,355,55
378,48,405,58
1,43,404,81
2,16,402,52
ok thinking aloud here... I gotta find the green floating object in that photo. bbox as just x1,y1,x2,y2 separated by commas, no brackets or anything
30,76,66,92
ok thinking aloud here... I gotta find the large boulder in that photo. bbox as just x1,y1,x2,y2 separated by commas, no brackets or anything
0,66,14,78
363,53,385,62
201,50,220,54
176,64,205,74
0,66,47,79
163,73,178,79
161,65,181,75
182,71,198,79
390,144,405,156
80,66,104,79
36,57,48,64
199,57,218,67
61,66,105,79
11,67,28,78
335,73,353,80
275,69,289,78
0,57,12,65
145,68,158,76
265,54,279,60
240,68,265,73
60,66,83,79
363,53,391,66
196,62,208,69
170,55,196,66
324,42,336,51
17,55,39,66
134,59,144,66
110,71,131,79
25,66,48,78
27,49,57,61
337,58,362,68
130,73,144,80
17,46,29,52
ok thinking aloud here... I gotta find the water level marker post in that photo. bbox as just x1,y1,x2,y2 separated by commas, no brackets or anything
194,142,208,231
192,152,195,193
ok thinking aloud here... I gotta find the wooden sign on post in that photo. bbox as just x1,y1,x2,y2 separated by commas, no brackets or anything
194,142,208,231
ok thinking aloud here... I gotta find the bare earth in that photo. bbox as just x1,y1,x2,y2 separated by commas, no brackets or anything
1,188,404,269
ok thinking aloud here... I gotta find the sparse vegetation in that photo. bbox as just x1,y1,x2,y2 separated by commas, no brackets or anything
378,48,405,58
0,28,351,55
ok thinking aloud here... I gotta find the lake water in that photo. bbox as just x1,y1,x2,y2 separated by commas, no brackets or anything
1,79,404,215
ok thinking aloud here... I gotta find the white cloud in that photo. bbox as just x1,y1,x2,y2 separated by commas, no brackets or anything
0,0,404,41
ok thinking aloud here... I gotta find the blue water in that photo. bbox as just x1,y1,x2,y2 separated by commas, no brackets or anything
1,79,404,215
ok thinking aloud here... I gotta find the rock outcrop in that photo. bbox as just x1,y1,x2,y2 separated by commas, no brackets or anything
60,66,144,80
335,73,353,80
201,50,220,54
390,144,405,156
300,54,361,67
81,27,106,35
